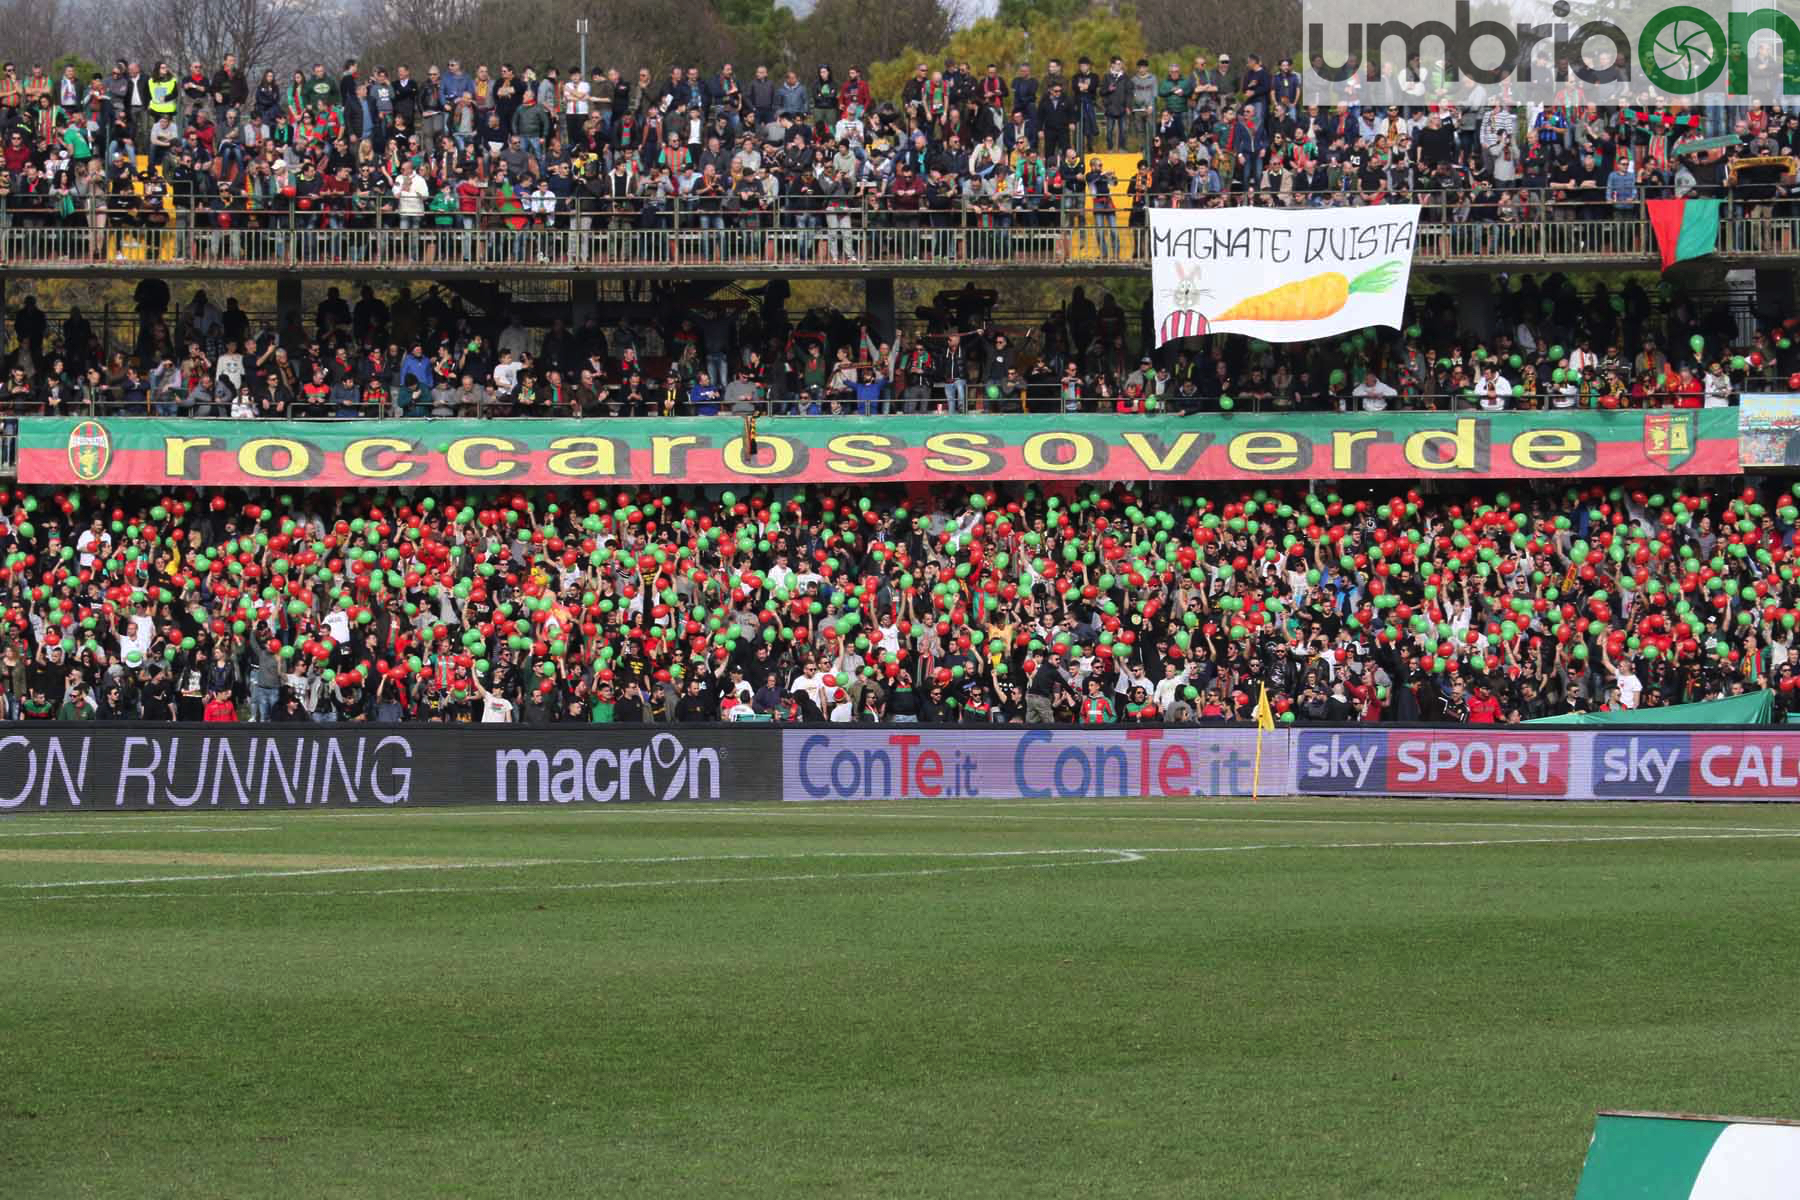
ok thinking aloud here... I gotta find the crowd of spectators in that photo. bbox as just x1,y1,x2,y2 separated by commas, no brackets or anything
0,46,1795,256
0,476,1791,725
0,270,1784,420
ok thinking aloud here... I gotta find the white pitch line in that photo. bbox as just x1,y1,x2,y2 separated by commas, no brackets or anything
814,812,1800,834
0,848,1111,890
9,830,1800,903
1121,832,1800,854
26,802,1793,837
351,799,1800,834
14,851,1142,902
2,857,581,889
12,793,1796,827
0,825,278,839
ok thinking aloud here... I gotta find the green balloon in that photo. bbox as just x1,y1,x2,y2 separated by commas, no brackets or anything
1689,334,1705,354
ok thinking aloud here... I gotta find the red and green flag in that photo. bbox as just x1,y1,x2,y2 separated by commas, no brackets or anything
1646,198,1722,272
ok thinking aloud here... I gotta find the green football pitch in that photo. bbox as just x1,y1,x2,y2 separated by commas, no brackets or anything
4,797,1799,1198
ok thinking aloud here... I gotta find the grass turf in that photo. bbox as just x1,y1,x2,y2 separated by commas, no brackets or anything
2,798,1798,1198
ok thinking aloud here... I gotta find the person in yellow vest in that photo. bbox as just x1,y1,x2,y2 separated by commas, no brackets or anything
1078,675,1116,724
148,62,179,133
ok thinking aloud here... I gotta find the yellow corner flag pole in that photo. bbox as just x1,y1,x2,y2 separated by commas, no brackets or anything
1253,684,1276,802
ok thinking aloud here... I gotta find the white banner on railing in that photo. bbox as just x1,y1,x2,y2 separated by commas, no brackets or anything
1150,205,1421,346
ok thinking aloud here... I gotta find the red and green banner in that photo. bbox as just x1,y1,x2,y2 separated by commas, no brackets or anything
1647,197,1722,272
17,411,1740,489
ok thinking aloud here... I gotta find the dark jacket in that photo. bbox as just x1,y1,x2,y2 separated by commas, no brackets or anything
746,77,777,119
1099,71,1129,118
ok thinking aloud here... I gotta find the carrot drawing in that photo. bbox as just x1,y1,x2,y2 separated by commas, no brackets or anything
1215,260,1402,323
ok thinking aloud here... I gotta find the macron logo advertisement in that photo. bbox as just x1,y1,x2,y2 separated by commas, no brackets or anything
781,728,1284,802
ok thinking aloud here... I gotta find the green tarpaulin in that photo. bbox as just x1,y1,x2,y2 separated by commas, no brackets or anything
1529,690,1772,726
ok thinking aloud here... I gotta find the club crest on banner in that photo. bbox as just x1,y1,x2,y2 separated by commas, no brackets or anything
66,420,111,483
1644,411,1697,471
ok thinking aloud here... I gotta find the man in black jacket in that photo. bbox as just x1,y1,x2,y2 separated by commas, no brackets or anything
1071,57,1099,153
1099,56,1129,149
1037,82,1073,160
919,682,952,724
939,332,968,412
676,676,714,722
208,55,246,109
745,65,776,128
1027,658,1063,723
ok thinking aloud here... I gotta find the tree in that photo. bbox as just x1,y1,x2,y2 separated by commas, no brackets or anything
788,0,958,75
358,0,744,76
0,0,69,73
355,0,494,72
49,53,102,86
868,5,1147,103
110,0,310,76
1133,0,1299,63
715,0,801,66
996,0,1087,27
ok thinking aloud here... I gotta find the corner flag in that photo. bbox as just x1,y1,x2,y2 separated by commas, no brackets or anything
1252,684,1275,800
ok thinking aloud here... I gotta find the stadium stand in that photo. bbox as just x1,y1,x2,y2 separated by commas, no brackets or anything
0,479,1791,725
0,41,1798,724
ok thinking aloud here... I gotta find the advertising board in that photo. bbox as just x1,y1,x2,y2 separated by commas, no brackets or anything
781,727,1285,801
0,725,776,811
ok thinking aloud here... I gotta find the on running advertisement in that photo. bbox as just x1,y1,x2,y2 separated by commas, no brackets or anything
0,724,775,811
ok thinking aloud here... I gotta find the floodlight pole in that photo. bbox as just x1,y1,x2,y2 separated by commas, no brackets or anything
577,19,590,79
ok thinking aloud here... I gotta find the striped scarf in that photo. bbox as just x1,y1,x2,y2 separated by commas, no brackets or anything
1618,108,1701,133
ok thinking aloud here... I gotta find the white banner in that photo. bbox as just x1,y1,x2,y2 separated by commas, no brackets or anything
1150,205,1421,346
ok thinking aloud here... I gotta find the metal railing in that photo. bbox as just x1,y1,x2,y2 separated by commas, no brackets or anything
0,220,1102,272
0,385,1763,423
2,197,1795,273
